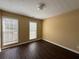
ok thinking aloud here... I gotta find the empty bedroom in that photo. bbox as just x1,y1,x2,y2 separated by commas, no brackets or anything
0,0,79,59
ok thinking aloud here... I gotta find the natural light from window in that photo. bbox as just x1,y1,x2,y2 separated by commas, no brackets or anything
2,17,18,45
29,22,37,40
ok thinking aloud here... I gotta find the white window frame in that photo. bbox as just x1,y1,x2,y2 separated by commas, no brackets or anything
29,21,37,40
2,17,19,45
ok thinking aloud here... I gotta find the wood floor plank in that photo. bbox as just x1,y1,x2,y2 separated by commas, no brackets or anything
0,40,79,59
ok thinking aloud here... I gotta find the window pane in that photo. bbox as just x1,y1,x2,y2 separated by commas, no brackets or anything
29,22,37,39
2,17,18,45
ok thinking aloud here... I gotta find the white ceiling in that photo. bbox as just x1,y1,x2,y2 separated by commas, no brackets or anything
0,0,79,19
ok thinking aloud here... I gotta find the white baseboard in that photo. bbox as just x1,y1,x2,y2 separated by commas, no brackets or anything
2,39,41,49
44,39,79,54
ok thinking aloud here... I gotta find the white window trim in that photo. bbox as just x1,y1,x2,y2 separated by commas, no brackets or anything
2,17,19,45
29,21,37,40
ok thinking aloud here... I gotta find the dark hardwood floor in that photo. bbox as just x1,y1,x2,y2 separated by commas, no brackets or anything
0,40,79,59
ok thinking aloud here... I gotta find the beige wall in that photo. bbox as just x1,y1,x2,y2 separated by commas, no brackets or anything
0,10,43,48
43,9,79,52
0,10,2,51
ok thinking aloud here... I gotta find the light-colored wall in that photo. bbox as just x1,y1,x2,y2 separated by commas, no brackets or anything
43,9,79,52
0,10,43,48
0,10,1,51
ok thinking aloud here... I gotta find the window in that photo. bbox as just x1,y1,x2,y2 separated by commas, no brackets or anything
2,17,18,45
29,22,37,40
